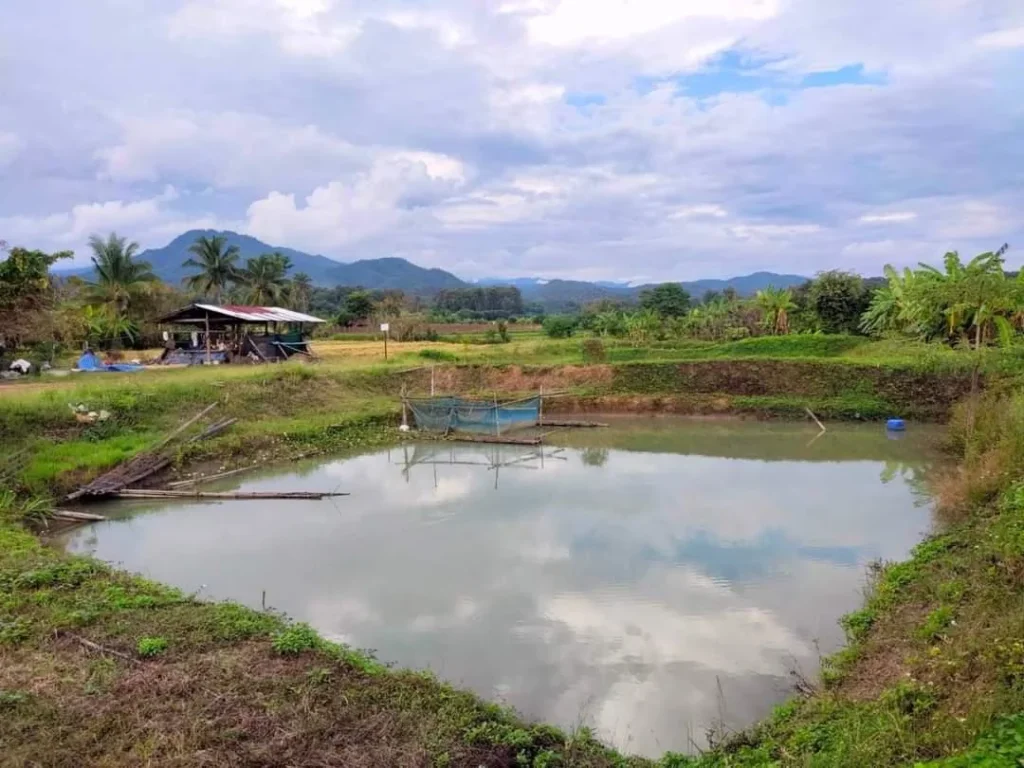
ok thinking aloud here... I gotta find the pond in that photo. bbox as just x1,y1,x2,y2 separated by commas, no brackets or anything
57,417,943,757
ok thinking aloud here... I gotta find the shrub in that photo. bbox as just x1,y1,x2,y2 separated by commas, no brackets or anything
580,338,607,363
272,623,321,655
136,637,169,657
418,348,457,362
543,315,578,339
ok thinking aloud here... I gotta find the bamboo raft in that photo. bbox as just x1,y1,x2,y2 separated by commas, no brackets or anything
65,404,238,502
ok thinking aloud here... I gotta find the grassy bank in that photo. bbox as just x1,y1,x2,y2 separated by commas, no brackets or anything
0,523,645,768
2,336,1023,766
668,390,1024,767
0,349,979,497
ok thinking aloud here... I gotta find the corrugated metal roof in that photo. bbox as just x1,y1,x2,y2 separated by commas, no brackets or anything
160,304,326,324
195,304,326,323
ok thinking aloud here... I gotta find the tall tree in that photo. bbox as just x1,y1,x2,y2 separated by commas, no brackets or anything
0,245,73,346
807,270,869,334
639,283,691,318
288,272,313,312
86,232,157,317
343,290,374,321
240,252,292,305
183,234,241,303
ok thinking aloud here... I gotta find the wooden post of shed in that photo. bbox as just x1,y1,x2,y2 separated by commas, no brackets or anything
204,310,212,365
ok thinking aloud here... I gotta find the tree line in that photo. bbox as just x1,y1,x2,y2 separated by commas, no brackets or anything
0,229,1016,355
542,246,1018,348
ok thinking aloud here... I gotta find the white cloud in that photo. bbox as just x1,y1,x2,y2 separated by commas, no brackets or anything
167,0,360,57
0,187,217,264
245,150,466,249
0,132,23,168
2,0,1023,279
975,26,1024,49
730,223,822,239
859,211,917,224
672,204,728,219
525,0,779,47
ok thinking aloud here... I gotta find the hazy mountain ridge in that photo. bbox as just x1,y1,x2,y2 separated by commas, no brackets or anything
57,230,466,295
55,230,808,307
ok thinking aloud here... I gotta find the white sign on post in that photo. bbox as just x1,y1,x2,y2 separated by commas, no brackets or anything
380,323,390,333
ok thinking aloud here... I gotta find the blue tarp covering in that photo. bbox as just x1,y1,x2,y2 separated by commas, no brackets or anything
407,396,540,434
76,351,143,373
77,351,101,370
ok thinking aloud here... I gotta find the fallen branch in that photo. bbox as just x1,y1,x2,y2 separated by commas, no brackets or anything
62,632,138,664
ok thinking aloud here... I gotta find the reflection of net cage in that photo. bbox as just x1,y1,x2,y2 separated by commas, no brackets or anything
389,442,567,489
405,396,541,435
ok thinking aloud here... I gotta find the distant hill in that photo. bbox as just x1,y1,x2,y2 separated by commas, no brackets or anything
55,229,808,307
59,230,466,294
679,271,808,297
477,271,808,310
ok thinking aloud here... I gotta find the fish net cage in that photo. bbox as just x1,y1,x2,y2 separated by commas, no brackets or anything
405,396,541,435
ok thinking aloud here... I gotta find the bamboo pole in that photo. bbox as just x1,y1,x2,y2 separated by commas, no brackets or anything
150,402,218,452
167,465,255,488
805,407,827,433
114,489,349,500
52,510,107,522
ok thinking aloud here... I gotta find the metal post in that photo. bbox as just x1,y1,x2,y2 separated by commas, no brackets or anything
431,366,435,397
384,328,388,360
538,385,543,427
494,393,500,437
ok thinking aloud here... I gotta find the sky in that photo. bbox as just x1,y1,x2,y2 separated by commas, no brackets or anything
1,0,1022,283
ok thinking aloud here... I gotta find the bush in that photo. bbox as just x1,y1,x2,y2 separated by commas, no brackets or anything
543,315,578,339
580,338,607,363
418,348,457,362
272,623,321,655
136,637,168,657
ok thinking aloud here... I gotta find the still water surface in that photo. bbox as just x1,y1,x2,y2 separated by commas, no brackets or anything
59,418,941,757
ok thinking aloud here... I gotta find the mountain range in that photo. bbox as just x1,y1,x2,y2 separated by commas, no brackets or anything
57,229,809,309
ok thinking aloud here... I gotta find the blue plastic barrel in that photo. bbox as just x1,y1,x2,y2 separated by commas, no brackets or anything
886,418,906,431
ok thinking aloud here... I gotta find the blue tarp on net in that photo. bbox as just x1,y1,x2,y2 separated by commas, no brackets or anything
407,396,540,434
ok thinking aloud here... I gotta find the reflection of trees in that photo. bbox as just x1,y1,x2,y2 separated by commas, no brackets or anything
880,460,943,507
581,447,610,468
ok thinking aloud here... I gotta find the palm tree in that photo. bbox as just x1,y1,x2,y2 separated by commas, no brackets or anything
755,286,795,335
183,235,241,303
86,232,157,317
288,272,313,312
240,252,292,305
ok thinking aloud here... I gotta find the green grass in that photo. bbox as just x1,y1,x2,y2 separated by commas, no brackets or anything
1,336,1023,766
677,390,1024,767
0,523,644,767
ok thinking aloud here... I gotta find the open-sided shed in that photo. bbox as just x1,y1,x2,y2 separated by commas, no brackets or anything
158,303,325,364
